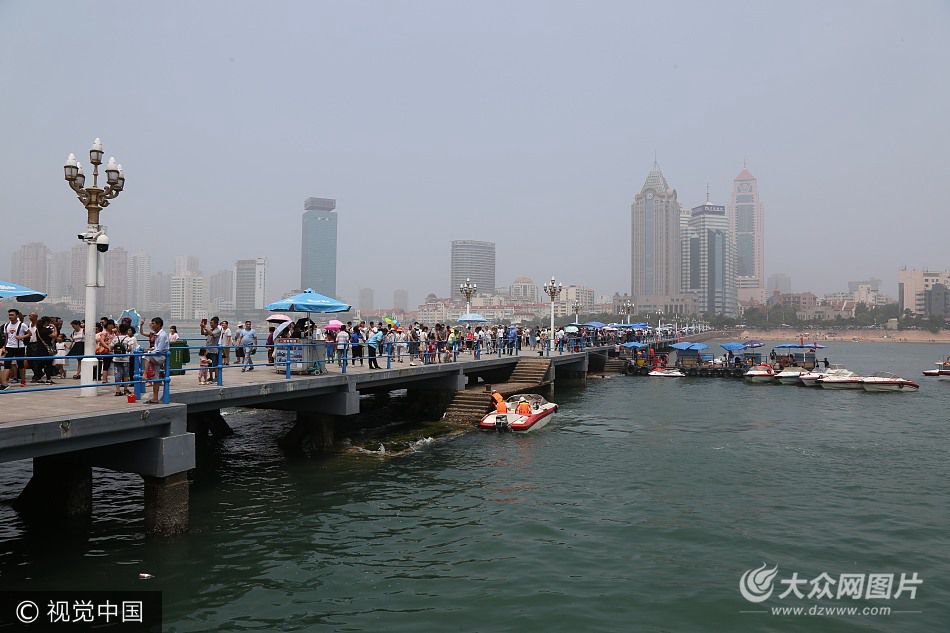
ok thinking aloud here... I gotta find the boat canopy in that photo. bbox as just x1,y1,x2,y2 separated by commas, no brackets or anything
720,342,746,351
775,343,827,349
671,341,709,351
622,341,648,349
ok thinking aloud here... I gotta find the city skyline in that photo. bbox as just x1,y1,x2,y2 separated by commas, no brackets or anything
1,2,948,308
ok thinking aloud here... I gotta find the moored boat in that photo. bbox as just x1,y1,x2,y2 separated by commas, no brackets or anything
775,366,807,385
648,367,686,377
817,373,865,389
478,394,558,432
800,364,855,387
744,364,776,383
862,372,919,392
921,358,950,379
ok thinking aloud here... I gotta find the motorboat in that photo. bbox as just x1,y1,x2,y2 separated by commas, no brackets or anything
862,372,920,392
800,364,855,387
922,358,950,379
648,367,686,377
774,366,808,385
478,394,558,433
816,373,865,389
744,364,776,383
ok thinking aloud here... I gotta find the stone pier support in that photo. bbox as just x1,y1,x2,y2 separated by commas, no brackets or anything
280,411,337,454
187,410,234,440
12,455,93,525
144,472,189,536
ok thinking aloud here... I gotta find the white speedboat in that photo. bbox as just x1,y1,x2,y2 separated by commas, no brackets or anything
744,364,776,383
817,373,865,389
800,364,855,387
479,394,558,432
862,373,919,392
775,366,807,385
922,359,950,379
648,367,686,377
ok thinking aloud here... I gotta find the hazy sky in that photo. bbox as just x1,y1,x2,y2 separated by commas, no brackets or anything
2,0,948,307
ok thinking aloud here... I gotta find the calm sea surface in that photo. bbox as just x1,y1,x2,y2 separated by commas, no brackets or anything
1,342,947,632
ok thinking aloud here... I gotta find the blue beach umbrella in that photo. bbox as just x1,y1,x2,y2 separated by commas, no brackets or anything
622,341,647,349
0,280,46,302
120,309,142,330
583,321,607,328
720,342,746,352
266,289,351,313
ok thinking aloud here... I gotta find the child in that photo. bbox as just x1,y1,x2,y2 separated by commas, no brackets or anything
198,348,210,384
54,334,68,379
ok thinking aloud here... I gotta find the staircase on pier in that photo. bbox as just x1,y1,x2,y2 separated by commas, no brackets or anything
442,358,553,424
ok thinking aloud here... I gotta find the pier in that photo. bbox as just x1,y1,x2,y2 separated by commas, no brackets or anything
0,346,611,536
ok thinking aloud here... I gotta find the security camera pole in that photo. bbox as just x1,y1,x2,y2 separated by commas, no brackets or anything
64,138,126,396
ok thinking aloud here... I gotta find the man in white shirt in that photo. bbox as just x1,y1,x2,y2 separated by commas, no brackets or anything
220,320,233,366
1,309,30,389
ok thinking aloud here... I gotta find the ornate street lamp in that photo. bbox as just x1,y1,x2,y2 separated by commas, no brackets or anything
64,138,126,395
624,299,633,324
571,299,581,324
542,276,562,354
459,278,477,317
617,302,628,323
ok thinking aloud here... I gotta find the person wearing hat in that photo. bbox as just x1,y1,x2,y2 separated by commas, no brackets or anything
516,397,532,416
491,389,507,414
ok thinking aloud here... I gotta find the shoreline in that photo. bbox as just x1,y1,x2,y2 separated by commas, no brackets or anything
721,329,950,344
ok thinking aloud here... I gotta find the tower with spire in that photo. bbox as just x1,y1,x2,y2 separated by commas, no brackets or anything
727,165,765,304
630,161,687,309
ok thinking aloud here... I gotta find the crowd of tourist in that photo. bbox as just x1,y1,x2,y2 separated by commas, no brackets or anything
1,307,661,395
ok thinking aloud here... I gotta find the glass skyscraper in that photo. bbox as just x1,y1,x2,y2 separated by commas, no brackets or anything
450,240,495,300
300,197,338,297
728,168,765,304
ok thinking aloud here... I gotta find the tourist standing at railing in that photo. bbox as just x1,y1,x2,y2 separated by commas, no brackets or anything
335,324,350,367
237,320,257,372
168,325,180,343
143,317,169,405
1,309,30,390
350,325,365,366
66,320,84,378
54,334,68,379
31,316,58,385
94,321,113,385
112,323,136,397
366,328,382,369
220,321,233,366
233,322,245,367
200,317,222,382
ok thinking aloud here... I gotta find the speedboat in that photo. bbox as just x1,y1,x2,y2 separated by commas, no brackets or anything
648,367,685,377
744,364,776,383
922,359,950,379
817,373,865,389
775,366,807,385
478,394,558,433
862,372,919,392
800,364,855,387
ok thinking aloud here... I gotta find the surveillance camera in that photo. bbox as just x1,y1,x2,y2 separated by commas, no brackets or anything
96,233,110,253
78,234,86,241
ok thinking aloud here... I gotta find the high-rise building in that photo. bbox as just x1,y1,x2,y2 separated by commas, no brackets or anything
393,289,409,312
10,242,50,293
103,246,129,315
170,273,207,321
450,240,496,299
563,285,596,307
209,270,235,305
767,273,792,295
174,255,200,276
509,276,539,303
683,202,737,317
152,271,171,310
630,163,682,301
300,197,338,297
234,258,267,313
728,166,765,304
128,252,153,312
898,268,950,317
359,288,375,314
48,250,71,301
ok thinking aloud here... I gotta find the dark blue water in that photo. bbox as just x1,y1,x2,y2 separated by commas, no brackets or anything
1,342,947,631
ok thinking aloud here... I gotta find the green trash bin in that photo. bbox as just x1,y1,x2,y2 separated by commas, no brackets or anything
170,340,190,376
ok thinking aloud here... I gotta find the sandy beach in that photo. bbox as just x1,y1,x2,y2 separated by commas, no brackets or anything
722,328,950,344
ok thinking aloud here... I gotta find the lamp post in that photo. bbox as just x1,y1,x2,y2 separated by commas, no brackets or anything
617,302,628,324
542,276,562,354
624,299,633,325
571,299,581,324
64,138,126,396
459,278,477,317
